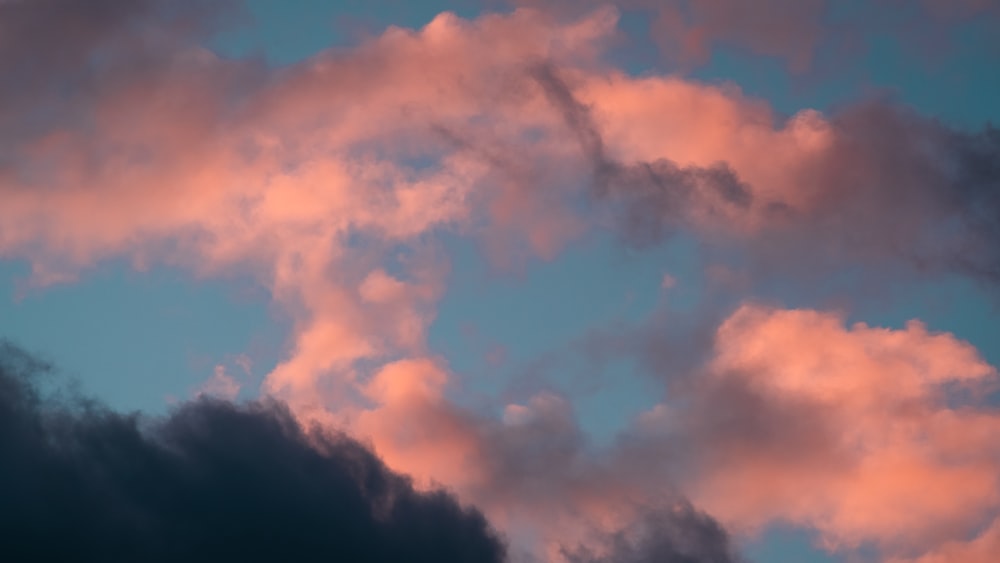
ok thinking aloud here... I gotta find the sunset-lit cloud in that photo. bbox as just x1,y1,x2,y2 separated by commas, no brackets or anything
628,304,1000,559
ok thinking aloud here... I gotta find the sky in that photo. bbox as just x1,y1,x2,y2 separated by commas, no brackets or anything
1,1,999,561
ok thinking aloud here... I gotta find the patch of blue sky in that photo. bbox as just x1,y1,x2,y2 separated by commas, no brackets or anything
847,275,1000,367
741,526,843,563
0,259,285,413
689,13,1000,128
213,0,485,64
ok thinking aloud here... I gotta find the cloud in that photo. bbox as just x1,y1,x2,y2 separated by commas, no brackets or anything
740,103,1000,288
893,516,1000,563
0,0,618,411
351,357,752,561
562,502,744,563
545,67,1000,294
530,63,754,247
0,0,240,138
354,358,626,556
448,295,1000,561
625,304,1000,559
0,340,506,562
195,364,242,400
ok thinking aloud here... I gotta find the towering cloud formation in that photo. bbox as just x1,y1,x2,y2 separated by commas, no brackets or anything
0,341,507,562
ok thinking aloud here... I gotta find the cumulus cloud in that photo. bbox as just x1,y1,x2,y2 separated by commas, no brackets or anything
541,66,1000,294
354,358,639,557
625,304,1000,560
0,341,506,562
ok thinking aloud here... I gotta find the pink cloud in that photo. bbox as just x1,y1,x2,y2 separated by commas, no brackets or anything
543,67,1000,292
893,516,1000,563
630,304,1000,559
347,303,1000,561
0,5,624,414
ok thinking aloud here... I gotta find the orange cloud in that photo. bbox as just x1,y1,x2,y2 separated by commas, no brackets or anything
353,358,643,558
893,516,1000,563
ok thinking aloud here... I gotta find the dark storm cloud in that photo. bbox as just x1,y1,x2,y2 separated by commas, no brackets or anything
0,341,506,563
562,503,744,563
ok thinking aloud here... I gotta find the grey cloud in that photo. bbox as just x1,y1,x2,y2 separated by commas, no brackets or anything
562,503,745,563
531,62,753,247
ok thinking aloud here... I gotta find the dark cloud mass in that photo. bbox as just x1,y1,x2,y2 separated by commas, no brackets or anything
0,341,506,563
